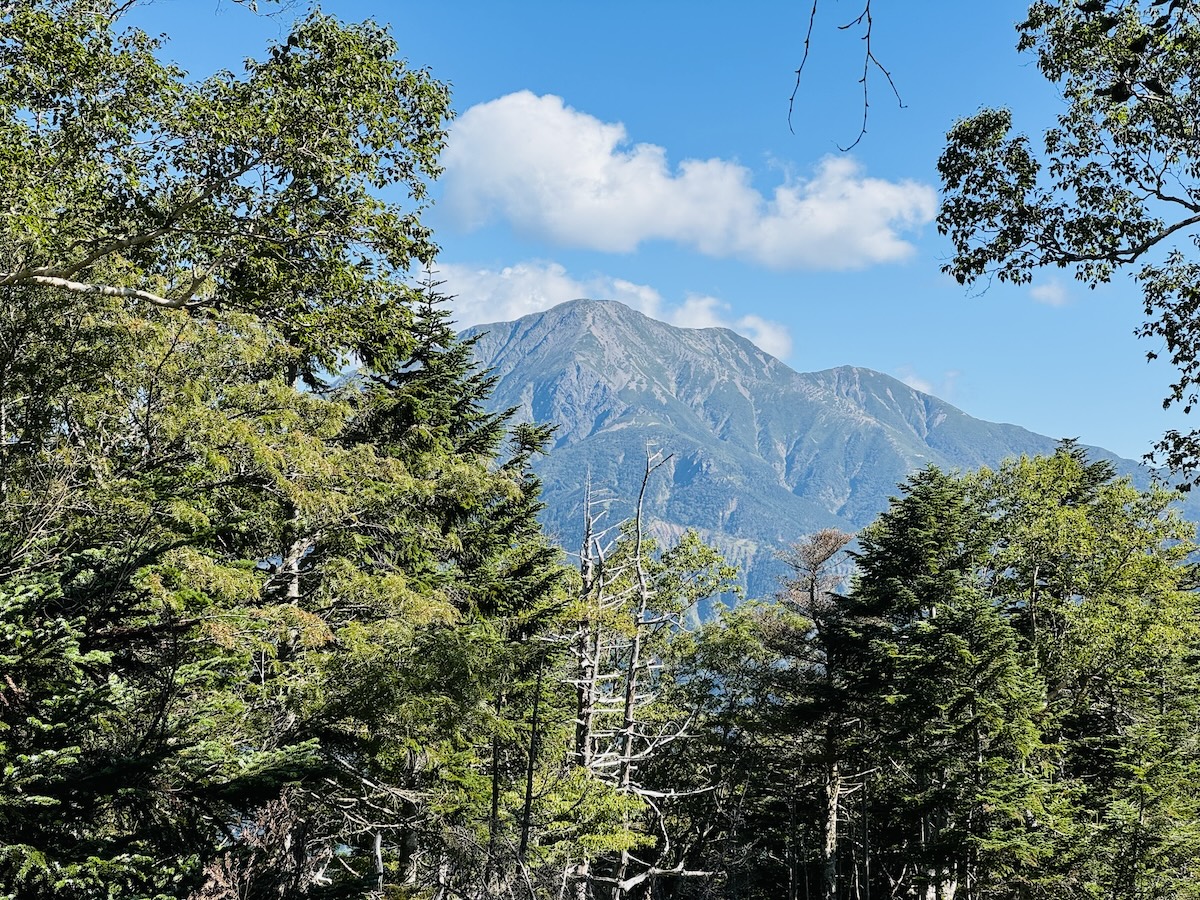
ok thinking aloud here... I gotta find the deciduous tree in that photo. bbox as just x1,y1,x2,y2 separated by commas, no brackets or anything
938,0,1200,480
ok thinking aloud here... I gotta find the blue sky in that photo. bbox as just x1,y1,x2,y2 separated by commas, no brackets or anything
129,0,1193,461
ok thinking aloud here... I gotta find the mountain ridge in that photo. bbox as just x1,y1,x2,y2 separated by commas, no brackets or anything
463,298,1187,598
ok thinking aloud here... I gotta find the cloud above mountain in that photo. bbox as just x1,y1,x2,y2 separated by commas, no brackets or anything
437,260,793,359
895,365,961,400
442,92,937,270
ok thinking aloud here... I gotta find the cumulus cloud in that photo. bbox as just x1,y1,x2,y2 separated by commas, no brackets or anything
442,92,936,270
436,260,793,359
436,261,661,324
664,295,793,359
895,365,960,399
1030,279,1070,307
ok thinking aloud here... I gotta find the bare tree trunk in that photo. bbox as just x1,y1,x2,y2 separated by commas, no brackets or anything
570,861,593,900
823,758,841,900
574,621,598,769
612,456,661,899
861,774,871,900
487,728,502,881
373,831,384,895
432,852,451,900
575,480,602,770
787,795,799,900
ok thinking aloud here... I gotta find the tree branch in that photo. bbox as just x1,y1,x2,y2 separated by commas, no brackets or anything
788,0,903,148
14,274,198,308
1059,210,1200,265
788,0,822,135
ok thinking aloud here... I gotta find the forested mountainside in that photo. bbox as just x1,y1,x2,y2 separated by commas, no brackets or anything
465,298,1190,597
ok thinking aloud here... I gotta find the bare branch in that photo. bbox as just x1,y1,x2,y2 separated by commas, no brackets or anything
13,274,199,308
838,2,905,151
788,0,822,135
788,0,904,149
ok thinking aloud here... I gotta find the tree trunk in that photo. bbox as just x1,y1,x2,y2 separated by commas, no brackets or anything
823,758,841,900
613,458,657,899
519,663,544,861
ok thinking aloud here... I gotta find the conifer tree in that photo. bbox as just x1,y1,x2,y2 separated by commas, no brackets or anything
976,445,1200,899
282,283,571,896
844,467,1050,900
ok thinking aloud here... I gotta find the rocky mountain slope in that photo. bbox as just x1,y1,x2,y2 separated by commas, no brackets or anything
464,299,1188,599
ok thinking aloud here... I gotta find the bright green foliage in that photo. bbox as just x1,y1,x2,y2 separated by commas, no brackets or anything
0,1,566,896
658,599,807,900
0,4,732,896
939,0,1200,481
975,445,1200,900
6,3,1200,898
328,288,571,894
0,0,448,379
714,446,1200,900
0,294,357,896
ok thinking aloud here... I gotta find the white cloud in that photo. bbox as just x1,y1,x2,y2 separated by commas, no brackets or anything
897,368,935,395
443,91,937,270
436,261,661,325
1030,279,1070,307
664,295,793,359
895,365,961,399
436,260,793,359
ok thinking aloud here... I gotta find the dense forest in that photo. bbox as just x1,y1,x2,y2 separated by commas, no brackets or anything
3,2,1200,898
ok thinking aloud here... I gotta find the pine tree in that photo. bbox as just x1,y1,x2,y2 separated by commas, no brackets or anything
844,467,1050,900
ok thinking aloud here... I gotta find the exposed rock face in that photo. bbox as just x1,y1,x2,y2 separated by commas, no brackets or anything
465,299,1189,600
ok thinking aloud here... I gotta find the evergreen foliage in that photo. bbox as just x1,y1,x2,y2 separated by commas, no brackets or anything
723,445,1200,900
4,2,1200,899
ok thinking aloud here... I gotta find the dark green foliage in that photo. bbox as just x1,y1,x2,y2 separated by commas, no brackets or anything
4,3,1200,898
708,445,1200,900
844,468,1051,900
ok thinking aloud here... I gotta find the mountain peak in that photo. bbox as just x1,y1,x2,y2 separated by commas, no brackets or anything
475,297,778,358
464,299,1172,597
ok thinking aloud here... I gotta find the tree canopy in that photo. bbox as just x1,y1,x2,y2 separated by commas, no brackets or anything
938,0,1200,480
6,2,1200,899
1,0,448,377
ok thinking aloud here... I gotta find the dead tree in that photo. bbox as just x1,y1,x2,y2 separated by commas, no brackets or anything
567,452,725,900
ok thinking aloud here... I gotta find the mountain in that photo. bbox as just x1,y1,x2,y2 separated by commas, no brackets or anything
463,298,1190,600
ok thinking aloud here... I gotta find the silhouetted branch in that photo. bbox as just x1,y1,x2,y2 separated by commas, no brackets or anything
788,0,905,149
788,0,822,134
